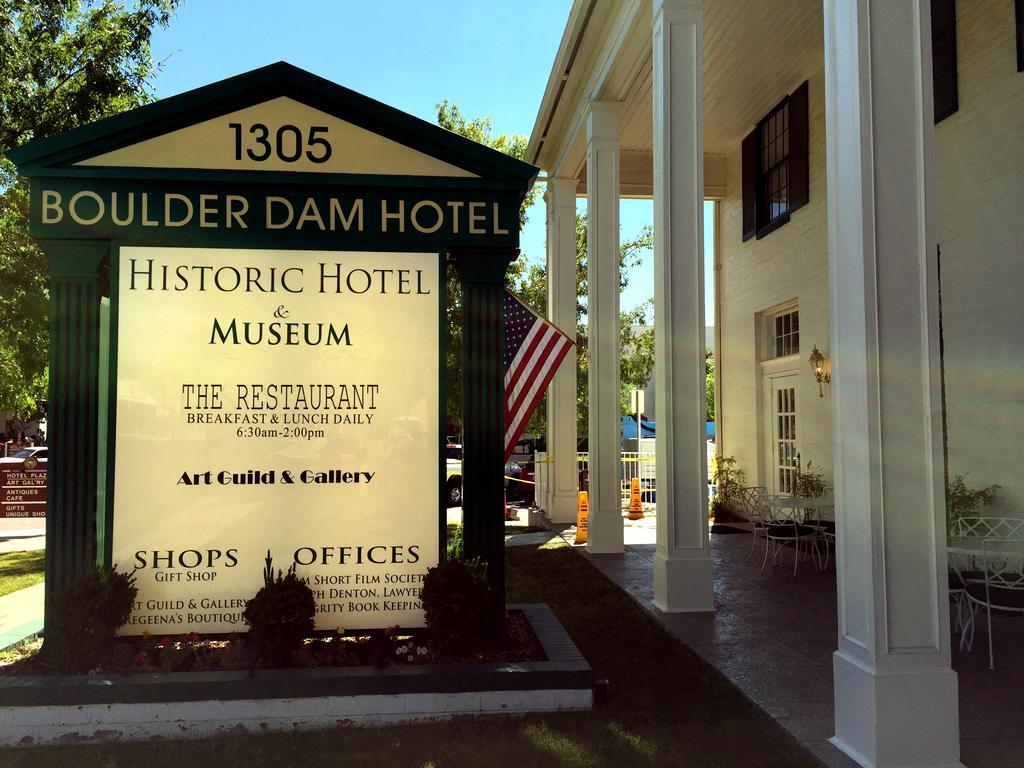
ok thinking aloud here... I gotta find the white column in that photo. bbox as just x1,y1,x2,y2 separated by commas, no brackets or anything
824,2,962,766
585,102,623,554
650,0,714,613
545,178,580,523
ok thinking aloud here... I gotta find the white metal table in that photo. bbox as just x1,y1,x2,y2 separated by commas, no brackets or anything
948,537,1024,559
761,495,834,574
947,537,1024,656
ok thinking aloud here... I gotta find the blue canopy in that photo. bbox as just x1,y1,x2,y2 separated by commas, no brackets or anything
621,415,715,440
621,414,656,440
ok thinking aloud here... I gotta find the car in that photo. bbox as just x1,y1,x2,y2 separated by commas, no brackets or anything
0,446,48,468
444,444,520,517
504,458,536,503
505,437,536,504
445,444,463,507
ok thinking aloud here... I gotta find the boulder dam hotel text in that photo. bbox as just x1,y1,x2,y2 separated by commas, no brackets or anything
35,188,512,236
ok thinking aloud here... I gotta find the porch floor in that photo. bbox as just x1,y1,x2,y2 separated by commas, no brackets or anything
575,521,1024,768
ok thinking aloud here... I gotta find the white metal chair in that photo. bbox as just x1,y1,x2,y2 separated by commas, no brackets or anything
739,486,768,561
789,493,836,569
947,555,972,639
955,516,1024,539
807,503,836,570
950,517,1024,636
761,495,821,575
960,539,1024,669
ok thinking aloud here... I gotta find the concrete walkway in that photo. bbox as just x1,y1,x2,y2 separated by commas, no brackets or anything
0,535,45,554
553,514,1022,768
0,582,44,653
0,536,46,652
575,529,855,768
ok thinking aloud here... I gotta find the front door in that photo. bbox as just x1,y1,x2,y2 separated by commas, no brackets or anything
763,371,799,495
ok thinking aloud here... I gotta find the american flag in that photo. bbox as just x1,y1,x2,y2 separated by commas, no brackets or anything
504,289,574,461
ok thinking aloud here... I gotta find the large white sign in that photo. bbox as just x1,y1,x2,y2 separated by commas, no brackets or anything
112,246,439,634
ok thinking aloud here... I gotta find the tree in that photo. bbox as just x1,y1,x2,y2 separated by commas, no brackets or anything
706,348,715,422
435,101,539,431
508,214,655,436
435,103,656,438
0,0,180,418
435,101,539,232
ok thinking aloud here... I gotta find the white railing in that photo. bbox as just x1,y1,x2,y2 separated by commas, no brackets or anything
534,450,549,508
577,451,656,506
534,450,658,510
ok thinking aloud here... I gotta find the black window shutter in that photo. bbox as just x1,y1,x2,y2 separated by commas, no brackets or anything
931,0,958,123
1016,0,1023,72
789,80,810,213
741,128,757,242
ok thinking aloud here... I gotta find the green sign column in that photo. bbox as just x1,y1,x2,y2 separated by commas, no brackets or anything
453,248,516,620
42,240,107,623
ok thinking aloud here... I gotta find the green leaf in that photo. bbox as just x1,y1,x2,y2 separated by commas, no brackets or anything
0,0,180,416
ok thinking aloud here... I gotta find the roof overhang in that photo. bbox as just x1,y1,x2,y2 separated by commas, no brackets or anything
527,0,825,198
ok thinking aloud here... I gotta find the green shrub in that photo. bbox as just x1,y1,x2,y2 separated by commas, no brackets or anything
446,522,464,561
421,557,492,659
946,473,1000,532
712,455,745,516
45,565,138,673
242,551,316,667
708,496,727,521
794,461,827,498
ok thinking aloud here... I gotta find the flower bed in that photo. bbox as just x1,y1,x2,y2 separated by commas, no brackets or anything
0,604,592,746
1,610,545,676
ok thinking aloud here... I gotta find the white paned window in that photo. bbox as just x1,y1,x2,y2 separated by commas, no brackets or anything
773,309,800,358
775,386,798,494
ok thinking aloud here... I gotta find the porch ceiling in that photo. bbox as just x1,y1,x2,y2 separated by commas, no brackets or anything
528,0,824,196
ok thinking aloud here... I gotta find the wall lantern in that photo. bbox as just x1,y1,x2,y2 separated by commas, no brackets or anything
808,345,830,397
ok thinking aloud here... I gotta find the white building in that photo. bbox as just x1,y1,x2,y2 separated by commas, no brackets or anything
528,1,1023,766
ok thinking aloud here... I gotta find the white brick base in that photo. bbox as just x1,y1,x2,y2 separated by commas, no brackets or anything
0,688,594,746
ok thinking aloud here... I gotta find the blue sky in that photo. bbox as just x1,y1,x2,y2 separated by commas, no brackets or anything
149,0,713,320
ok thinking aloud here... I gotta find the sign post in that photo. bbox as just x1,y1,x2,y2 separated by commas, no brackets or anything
631,388,645,446
9,63,537,633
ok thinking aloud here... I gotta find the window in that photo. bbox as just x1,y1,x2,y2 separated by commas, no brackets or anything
742,81,809,242
773,310,800,358
774,386,798,495
931,0,958,123
759,306,800,362
761,104,790,223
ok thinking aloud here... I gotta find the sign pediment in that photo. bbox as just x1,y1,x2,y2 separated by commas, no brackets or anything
75,97,479,178
9,62,537,187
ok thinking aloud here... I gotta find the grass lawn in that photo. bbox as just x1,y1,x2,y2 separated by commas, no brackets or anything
0,550,44,598
1,540,822,768
446,523,548,539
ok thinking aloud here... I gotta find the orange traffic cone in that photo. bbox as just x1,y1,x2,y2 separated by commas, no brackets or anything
574,491,589,544
627,477,644,520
